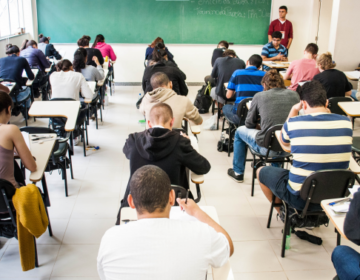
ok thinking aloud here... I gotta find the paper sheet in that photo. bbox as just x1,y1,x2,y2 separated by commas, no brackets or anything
344,71,360,80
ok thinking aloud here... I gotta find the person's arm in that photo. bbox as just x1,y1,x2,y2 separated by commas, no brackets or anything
0,84,10,94
177,198,234,257
23,59,35,80
287,38,293,50
122,134,135,160
279,121,291,149
261,49,283,61
287,23,294,49
345,90,352,97
267,21,274,43
142,70,147,93
96,50,104,66
80,75,94,99
92,57,105,80
344,190,360,245
185,98,203,125
226,73,236,99
37,50,51,69
345,79,352,97
177,70,188,96
281,48,289,62
283,62,294,80
108,46,117,62
211,60,219,79
10,125,36,172
245,97,259,128
48,44,62,60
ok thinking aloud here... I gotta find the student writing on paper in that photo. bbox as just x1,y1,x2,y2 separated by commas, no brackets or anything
77,35,104,68
98,165,233,280
332,189,360,280
0,91,36,188
38,34,62,60
116,103,210,224
257,81,352,215
313,52,352,99
73,48,104,84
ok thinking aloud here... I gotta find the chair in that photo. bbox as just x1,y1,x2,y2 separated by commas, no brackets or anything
49,98,89,157
19,127,74,197
182,118,201,139
248,125,292,197
87,86,103,129
222,97,253,157
31,68,49,101
0,179,53,267
328,97,352,116
267,170,355,258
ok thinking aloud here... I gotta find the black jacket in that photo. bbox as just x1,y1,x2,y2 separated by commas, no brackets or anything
45,44,62,60
86,48,104,68
211,48,226,67
120,128,211,209
344,190,360,245
0,55,34,89
142,61,188,96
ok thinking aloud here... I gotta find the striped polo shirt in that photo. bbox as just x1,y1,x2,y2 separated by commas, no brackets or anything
227,66,265,113
261,42,288,70
282,112,353,195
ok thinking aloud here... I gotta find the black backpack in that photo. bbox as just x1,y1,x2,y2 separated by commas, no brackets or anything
194,83,212,114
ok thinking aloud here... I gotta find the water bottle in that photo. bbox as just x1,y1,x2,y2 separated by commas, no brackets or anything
138,93,142,100
285,228,291,249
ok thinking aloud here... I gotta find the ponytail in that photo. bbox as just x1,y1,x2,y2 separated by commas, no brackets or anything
20,39,37,51
39,33,49,43
73,48,87,72
92,34,105,48
5,44,20,55
56,59,73,72
152,42,166,62
77,35,91,47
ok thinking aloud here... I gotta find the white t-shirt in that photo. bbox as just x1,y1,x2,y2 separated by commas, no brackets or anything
279,19,286,24
97,218,229,280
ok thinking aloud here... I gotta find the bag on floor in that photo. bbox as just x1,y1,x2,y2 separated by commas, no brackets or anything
194,83,212,114
203,113,217,130
217,131,233,153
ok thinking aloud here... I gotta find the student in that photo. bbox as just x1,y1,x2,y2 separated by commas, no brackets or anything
283,43,319,91
73,48,104,82
143,59,188,96
92,34,117,63
148,48,176,68
145,37,174,61
117,103,210,224
0,44,34,109
228,70,299,183
38,34,62,60
268,6,293,51
222,54,265,126
0,91,36,188
313,52,352,99
140,72,202,129
257,80,352,213
332,190,360,280
210,49,246,106
77,35,104,68
99,165,233,280
211,40,229,67
147,42,176,65
50,59,94,101
261,31,288,70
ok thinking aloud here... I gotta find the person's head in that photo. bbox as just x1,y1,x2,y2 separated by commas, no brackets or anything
20,39,37,51
152,42,167,62
247,54,262,69
223,49,236,58
77,35,90,48
317,52,336,72
73,48,87,72
304,43,319,59
271,31,282,48
298,80,327,112
148,103,174,129
56,59,73,72
92,34,105,48
127,165,175,217
279,5,287,19
5,44,20,56
150,72,172,89
261,69,285,91
149,37,164,48
0,91,13,123
217,40,229,49
38,33,50,44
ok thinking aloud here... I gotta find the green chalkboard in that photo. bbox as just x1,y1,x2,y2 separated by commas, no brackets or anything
37,0,272,44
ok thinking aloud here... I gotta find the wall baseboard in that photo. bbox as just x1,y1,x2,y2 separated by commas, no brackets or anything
114,82,204,86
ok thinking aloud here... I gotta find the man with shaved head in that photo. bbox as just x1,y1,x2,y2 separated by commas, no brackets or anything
116,103,210,225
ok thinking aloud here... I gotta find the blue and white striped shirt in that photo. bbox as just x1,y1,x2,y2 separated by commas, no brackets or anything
261,42,288,70
282,113,353,195
227,66,265,113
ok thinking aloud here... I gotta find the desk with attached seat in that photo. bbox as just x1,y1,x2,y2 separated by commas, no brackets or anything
321,198,348,240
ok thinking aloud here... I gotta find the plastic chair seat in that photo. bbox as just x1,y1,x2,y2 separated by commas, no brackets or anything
352,137,360,153
53,142,68,158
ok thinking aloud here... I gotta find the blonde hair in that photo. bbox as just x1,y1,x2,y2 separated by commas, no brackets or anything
317,52,336,70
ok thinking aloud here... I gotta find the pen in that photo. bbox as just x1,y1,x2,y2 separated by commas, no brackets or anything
185,189,189,205
329,198,352,206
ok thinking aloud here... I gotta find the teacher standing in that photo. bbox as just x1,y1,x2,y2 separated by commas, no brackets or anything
268,6,293,52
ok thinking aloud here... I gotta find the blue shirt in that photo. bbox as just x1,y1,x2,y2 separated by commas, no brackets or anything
261,42,288,70
0,55,34,88
20,46,50,73
227,66,265,113
282,113,353,195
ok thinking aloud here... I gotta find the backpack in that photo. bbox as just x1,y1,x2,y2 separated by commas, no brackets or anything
194,83,212,114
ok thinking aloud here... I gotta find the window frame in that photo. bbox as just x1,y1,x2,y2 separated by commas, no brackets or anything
0,0,25,39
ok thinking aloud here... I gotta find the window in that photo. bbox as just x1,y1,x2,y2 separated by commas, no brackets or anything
0,0,25,38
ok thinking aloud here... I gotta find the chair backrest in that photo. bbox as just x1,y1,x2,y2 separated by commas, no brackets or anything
236,97,253,121
328,97,352,116
300,170,355,204
262,125,284,152
171,185,188,206
0,179,16,213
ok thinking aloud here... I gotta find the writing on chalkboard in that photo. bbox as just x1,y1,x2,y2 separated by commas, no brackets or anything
195,7,270,18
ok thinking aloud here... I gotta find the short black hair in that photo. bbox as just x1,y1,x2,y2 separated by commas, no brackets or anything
218,40,229,49
249,54,263,68
298,80,327,108
130,165,171,214
279,5,287,12
150,72,170,89
272,31,282,40
305,43,319,55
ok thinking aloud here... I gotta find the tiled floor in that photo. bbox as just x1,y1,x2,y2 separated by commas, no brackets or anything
1,86,359,280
